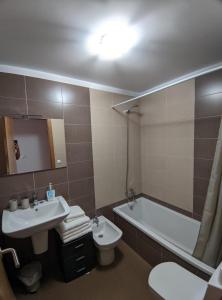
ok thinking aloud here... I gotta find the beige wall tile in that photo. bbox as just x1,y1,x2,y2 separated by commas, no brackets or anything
140,90,166,126
166,79,195,122
140,79,195,212
90,89,141,209
91,79,195,213
165,138,194,158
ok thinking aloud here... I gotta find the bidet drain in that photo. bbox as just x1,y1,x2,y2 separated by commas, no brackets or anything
98,234,103,238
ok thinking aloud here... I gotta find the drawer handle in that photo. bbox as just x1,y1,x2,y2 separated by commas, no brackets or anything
76,267,86,273
75,255,85,262
74,243,84,249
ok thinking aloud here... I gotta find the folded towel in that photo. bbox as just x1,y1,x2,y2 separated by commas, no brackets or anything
65,206,85,223
62,228,92,244
58,216,90,233
61,224,92,239
57,223,91,238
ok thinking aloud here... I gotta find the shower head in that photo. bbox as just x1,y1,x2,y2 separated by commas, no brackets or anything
123,104,141,116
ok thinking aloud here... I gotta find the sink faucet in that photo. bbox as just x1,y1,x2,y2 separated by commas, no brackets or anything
30,192,38,208
93,215,99,227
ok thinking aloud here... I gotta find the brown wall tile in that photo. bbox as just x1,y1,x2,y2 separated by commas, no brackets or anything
34,168,67,188
69,177,94,199
193,177,209,198
66,143,93,164
195,69,222,98
26,77,62,103
194,158,213,180
68,161,93,181
65,125,92,143
195,93,222,118
136,235,162,267
64,104,91,125
194,117,220,139
116,215,138,252
0,97,27,116
0,73,26,99
194,70,222,220
27,100,63,118
61,83,90,106
194,139,217,159
193,195,205,217
0,72,94,273
0,173,34,197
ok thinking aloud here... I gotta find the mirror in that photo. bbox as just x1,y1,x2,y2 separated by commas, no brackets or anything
0,117,67,176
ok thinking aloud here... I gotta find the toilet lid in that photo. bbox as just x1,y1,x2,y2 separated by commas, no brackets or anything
148,262,208,300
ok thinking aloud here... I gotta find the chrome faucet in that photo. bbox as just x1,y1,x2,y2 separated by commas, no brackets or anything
126,188,136,210
30,192,38,208
93,215,99,227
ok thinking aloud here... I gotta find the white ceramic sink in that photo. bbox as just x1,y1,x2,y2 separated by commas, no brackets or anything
2,196,70,238
2,196,70,254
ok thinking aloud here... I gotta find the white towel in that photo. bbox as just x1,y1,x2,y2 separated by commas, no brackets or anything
65,206,85,223
62,228,92,244
61,224,92,239
57,223,91,238
58,216,90,233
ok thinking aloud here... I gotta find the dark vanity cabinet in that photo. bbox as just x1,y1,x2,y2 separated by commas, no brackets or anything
57,232,97,282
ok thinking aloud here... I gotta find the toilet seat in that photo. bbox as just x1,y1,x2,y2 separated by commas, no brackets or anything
148,262,208,300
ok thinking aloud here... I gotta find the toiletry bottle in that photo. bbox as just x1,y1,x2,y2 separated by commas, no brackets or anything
46,183,55,201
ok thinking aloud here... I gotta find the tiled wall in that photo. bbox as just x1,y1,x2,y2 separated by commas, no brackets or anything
0,72,95,272
194,69,222,220
140,79,195,213
0,73,95,216
90,89,141,210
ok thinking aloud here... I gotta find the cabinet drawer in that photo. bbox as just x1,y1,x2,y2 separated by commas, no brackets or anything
63,263,93,282
60,233,93,258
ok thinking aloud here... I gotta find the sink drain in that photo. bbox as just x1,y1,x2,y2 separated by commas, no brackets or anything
98,234,103,238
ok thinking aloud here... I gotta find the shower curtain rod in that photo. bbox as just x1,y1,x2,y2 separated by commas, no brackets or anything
112,61,222,110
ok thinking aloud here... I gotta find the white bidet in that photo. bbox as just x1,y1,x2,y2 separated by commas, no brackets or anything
92,216,122,266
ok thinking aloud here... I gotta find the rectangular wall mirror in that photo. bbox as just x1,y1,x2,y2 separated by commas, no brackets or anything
0,116,67,176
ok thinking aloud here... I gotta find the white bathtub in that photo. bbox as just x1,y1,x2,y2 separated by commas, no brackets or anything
113,196,215,275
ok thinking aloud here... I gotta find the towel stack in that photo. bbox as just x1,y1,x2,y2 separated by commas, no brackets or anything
56,206,92,243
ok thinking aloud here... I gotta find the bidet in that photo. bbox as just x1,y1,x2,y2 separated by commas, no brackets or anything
92,216,122,266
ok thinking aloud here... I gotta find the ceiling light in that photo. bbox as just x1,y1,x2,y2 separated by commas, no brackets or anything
87,19,138,60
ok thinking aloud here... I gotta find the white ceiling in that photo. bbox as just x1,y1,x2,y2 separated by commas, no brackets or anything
0,0,222,94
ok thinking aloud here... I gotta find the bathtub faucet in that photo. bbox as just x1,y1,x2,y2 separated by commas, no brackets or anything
126,188,136,209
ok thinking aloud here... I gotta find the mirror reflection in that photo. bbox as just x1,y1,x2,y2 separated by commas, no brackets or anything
0,117,67,176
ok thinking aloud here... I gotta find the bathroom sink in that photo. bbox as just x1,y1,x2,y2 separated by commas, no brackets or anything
2,196,70,238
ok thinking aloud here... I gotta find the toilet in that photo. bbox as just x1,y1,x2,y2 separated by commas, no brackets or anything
148,261,222,300
92,216,122,266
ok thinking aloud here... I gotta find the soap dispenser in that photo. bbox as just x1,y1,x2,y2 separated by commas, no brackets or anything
46,183,55,201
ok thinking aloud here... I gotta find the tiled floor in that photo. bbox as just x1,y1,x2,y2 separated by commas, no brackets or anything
16,241,156,300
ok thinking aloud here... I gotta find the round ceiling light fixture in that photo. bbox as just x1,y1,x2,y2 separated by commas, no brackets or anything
87,19,138,60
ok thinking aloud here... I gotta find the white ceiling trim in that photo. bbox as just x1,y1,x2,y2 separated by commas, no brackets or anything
0,64,139,97
112,61,222,108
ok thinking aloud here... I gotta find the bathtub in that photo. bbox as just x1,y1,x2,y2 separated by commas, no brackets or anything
113,196,215,276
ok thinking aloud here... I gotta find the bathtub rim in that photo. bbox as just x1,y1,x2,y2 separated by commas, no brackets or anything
113,197,215,276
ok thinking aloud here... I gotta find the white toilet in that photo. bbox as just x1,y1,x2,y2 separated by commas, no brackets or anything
92,216,122,266
148,261,222,300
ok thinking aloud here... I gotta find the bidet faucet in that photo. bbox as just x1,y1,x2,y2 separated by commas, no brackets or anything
93,215,99,227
